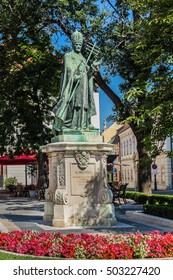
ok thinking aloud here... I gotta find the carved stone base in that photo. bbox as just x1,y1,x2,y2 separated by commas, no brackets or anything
51,129,103,143
43,142,117,227
43,201,54,222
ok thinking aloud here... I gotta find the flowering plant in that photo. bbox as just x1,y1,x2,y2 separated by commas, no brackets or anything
0,230,173,259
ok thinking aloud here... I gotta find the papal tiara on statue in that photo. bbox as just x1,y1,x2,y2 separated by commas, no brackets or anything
71,30,83,43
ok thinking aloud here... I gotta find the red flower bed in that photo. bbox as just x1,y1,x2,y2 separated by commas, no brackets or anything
0,230,173,259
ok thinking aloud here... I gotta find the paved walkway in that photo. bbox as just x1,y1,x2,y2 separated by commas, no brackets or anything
0,196,173,235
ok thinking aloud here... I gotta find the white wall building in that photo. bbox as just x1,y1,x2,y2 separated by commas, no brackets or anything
118,125,173,190
102,122,173,190
1,165,37,188
117,124,139,189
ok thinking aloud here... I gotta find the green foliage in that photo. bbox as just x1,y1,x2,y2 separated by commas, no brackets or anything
97,0,173,158
0,0,102,186
127,190,173,219
0,0,62,154
0,0,172,192
126,191,173,205
93,0,173,191
126,191,148,204
0,0,101,154
147,194,173,205
144,204,173,220
4,177,18,187
0,252,56,260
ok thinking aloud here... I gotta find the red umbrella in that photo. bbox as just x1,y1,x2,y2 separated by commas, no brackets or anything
0,154,37,165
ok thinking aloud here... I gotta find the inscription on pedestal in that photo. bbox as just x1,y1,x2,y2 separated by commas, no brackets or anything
71,163,95,195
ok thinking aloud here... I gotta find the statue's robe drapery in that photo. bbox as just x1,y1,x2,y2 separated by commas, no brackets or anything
53,51,96,131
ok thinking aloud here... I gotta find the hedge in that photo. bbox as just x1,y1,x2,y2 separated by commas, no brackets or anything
144,204,173,220
125,191,148,204
126,191,173,205
147,194,173,205
125,191,173,220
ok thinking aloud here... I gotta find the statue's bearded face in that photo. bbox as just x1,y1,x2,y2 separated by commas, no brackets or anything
73,41,83,53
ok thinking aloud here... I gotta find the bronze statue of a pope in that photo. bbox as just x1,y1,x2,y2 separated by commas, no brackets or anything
53,30,100,133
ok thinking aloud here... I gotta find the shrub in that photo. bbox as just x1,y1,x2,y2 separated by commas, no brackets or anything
126,191,148,204
126,191,173,206
147,194,173,205
4,177,18,188
144,204,173,220
126,192,173,219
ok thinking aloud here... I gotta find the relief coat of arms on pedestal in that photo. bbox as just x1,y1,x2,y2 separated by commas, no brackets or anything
74,151,90,170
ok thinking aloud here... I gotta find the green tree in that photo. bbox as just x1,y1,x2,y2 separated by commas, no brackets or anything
71,0,172,193
94,0,173,192
0,0,61,183
52,0,172,193
0,0,100,185
0,0,172,193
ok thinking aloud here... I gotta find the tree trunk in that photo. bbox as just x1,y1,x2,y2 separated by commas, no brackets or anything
136,139,152,194
94,71,123,109
37,150,48,189
31,87,49,189
94,71,152,194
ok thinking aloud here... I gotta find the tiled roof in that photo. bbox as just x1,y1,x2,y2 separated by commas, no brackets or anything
109,134,120,144
117,124,130,134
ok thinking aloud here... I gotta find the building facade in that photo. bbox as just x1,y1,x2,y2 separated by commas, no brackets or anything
0,165,37,188
102,122,173,190
117,124,138,190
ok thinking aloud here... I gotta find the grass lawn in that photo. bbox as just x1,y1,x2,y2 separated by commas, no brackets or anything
0,251,56,260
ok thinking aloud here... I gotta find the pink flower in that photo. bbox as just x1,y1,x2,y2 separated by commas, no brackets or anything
0,230,173,259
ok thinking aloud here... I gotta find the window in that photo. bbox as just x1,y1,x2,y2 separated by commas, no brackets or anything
131,169,133,180
127,140,129,155
129,138,132,154
127,169,130,180
124,141,126,156
121,142,124,157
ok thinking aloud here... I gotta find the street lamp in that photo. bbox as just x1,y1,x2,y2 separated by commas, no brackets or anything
152,160,157,191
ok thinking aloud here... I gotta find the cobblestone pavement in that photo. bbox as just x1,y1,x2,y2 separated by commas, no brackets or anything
0,196,173,235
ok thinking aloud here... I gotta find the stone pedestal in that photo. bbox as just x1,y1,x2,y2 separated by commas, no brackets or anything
43,138,116,227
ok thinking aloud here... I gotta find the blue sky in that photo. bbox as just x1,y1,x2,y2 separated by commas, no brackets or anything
99,75,123,131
